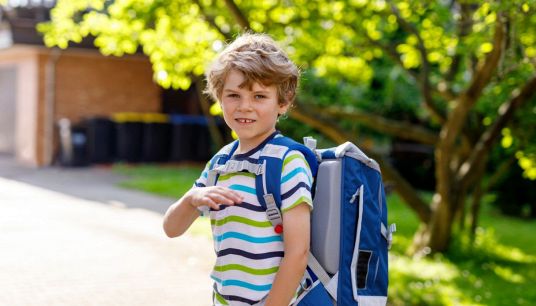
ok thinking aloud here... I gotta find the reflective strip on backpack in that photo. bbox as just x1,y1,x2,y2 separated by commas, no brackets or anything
381,223,397,250
307,252,338,301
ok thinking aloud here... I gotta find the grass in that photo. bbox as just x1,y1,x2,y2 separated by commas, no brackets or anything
114,164,536,306
113,163,205,198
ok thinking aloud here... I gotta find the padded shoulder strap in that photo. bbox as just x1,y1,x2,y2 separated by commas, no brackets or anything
207,140,239,186
270,137,319,177
257,136,318,210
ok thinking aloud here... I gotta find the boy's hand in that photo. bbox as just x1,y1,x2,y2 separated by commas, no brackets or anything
187,186,243,210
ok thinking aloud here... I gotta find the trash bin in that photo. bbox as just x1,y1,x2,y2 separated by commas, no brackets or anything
169,115,225,162
194,117,212,162
112,112,144,163
141,113,171,162
57,118,89,167
85,116,116,164
169,114,196,162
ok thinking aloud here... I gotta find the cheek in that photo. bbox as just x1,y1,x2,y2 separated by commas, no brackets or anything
220,102,233,115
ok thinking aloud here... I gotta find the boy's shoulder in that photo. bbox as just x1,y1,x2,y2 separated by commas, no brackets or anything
214,140,239,157
206,135,317,174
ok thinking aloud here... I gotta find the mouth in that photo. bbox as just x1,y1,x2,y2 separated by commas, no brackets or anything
235,118,256,124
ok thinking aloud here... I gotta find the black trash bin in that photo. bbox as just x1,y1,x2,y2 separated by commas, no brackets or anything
141,113,171,162
84,116,116,164
113,113,144,163
169,114,196,162
57,118,89,167
194,117,212,162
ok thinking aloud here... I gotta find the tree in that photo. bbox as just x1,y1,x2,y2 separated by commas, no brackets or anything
36,0,536,254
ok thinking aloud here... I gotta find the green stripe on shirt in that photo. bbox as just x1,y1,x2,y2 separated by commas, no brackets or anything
218,172,256,182
214,291,229,305
282,196,313,213
283,154,310,172
214,264,279,275
211,215,272,228
283,153,309,170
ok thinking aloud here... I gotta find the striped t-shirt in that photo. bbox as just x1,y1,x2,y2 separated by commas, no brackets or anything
194,134,313,305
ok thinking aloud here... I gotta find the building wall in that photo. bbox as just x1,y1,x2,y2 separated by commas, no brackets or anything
0,65,17,153
0,46,40,166
0,45,161,166
40,48,161,166
51,49,160,123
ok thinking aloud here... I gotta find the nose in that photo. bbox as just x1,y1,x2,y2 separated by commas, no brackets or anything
237,96,253,112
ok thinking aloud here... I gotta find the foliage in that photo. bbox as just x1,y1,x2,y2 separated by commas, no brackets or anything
39,0,536,252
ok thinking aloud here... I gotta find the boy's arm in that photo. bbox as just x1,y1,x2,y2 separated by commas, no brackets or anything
265,203,311,306
163,186,243,238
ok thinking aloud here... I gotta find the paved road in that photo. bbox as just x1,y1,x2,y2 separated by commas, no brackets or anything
0,155,214,306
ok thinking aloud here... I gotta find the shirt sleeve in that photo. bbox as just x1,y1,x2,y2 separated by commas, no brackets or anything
280,150,314,213
194,160,210,188
193,161,211,215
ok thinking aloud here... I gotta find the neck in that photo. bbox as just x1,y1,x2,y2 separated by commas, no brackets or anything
236,130,278,154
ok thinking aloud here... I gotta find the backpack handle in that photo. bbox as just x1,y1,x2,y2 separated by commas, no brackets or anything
334,142,367,158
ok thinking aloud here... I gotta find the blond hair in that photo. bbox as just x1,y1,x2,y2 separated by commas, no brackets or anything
205,33,299,106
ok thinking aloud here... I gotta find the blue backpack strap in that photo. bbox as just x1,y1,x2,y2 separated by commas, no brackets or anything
206,140,239,186
255,136,318,234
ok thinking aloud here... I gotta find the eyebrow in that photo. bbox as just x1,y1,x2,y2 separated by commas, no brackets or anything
223,88,271,95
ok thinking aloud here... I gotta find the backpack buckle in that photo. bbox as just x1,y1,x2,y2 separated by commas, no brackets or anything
264,194,283,234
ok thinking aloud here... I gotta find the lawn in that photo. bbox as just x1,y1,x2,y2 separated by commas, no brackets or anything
114,164,536,306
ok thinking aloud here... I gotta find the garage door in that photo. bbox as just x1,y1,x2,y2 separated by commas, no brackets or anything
0,66,16,154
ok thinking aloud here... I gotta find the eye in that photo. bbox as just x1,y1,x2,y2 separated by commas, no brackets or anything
227,93,240,98
254,94,267,99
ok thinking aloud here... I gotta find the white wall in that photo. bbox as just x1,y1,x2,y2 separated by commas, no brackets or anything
0,66,17,154
0,46,39,166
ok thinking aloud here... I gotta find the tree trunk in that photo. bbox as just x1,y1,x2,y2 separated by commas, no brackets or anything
191,76,224,150
414,194,455,254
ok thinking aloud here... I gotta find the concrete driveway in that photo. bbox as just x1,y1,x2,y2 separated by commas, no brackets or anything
0,155,214,306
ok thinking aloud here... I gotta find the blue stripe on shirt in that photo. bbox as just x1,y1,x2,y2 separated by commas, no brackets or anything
211,276,273,292
217,248,284,260
210,201,264,212
281,167,311,185
214,231,282,243
281,182,311,201
229,184,256,195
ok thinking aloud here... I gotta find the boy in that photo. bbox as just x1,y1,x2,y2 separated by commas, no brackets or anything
163,33,313,306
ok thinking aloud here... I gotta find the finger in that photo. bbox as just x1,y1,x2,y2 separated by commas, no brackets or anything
205,193,231,205
210,188,237,203
215,187,243,203
202,197,220,210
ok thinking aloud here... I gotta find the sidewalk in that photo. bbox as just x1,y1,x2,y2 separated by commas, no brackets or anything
0,155,214,306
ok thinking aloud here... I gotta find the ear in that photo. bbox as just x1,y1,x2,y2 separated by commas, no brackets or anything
278,101,290,116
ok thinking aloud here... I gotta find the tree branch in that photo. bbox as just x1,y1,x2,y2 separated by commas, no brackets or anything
291,102,432,223
191,75,224,149
363,33,447,124
436,13,507,200
445,2,474,84
223,0,250,30
314,104,439,145
463,16,506,103
192,0,233,40
387,0,444,125
457,73,536,185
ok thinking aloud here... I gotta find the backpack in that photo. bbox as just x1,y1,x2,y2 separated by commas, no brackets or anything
206,135,395,306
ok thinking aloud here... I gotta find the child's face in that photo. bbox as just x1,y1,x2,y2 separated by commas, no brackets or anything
220,69,289,152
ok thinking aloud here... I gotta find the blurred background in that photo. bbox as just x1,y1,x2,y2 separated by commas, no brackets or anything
0,0,535,305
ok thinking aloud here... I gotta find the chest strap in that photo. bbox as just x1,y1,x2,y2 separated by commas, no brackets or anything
207,159,264,186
